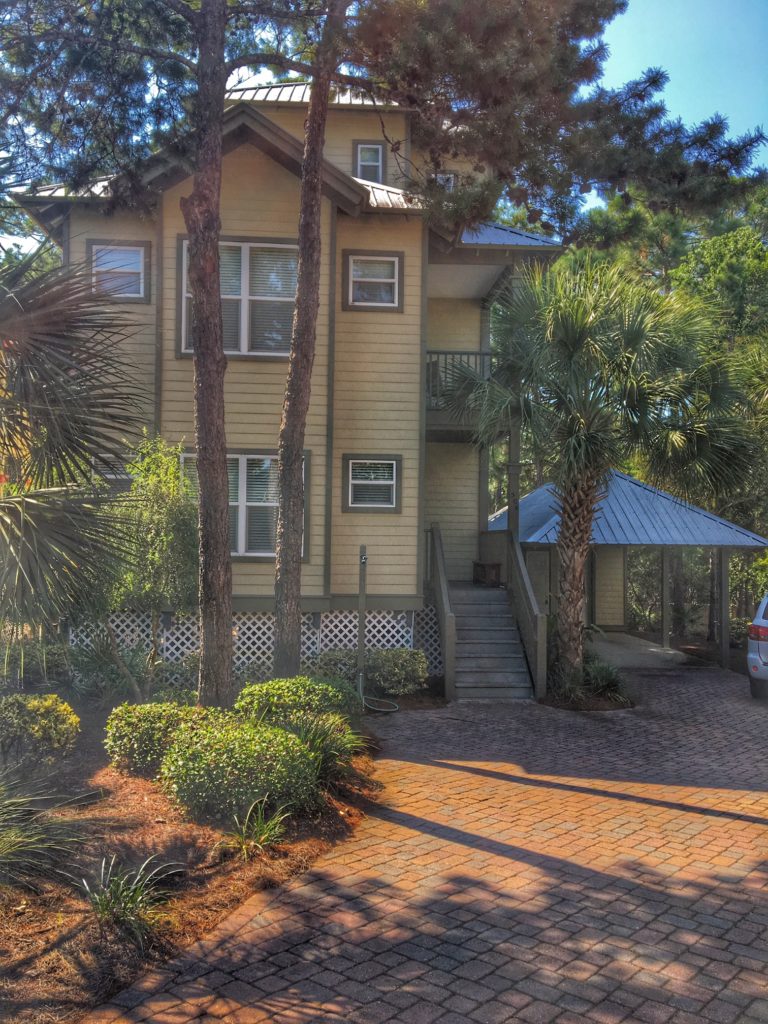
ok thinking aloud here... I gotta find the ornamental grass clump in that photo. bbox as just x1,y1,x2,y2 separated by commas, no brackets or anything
160,717,318,820
0,775,81,888
234,675,360,721
276,712,366,784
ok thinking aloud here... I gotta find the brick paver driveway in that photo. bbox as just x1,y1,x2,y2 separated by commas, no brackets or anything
91,662,768,1024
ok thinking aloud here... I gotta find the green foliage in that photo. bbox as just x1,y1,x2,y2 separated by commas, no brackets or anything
0,693,79,766
69,639,147,706
215,799,290,862
0,775,81,887
234,676,360,721
104,702,215,776
314,648,428,697
160,718,318,819
112,435,198,617
80,854,182,950
152,687,198,706
549,652,630,708
276,712,365,783
0,633,71,690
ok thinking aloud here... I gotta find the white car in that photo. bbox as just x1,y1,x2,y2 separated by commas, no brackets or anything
747,595,768,699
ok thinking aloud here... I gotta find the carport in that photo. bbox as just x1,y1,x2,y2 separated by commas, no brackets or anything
483,470,768,667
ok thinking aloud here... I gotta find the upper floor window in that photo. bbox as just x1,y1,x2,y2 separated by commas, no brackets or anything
434,172,457,192
343,252,403,312
89,242,149,302
182,452,305,557
181,240,297,356
354,142,385,184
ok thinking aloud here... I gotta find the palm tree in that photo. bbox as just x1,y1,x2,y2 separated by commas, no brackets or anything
0,254,142,629
450,260,753,682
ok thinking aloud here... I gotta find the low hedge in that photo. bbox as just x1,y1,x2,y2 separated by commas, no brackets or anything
104,702,220,775
0,693,80,766
314,648,428,697
160,717,318,818
234,675,360,721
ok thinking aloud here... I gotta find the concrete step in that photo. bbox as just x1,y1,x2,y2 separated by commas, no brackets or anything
456,669,531,685
456,684,533,701
455,655,527,672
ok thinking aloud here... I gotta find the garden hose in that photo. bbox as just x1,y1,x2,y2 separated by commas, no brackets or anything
357,671,398,713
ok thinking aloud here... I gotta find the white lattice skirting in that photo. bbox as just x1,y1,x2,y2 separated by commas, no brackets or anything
70,606,443,677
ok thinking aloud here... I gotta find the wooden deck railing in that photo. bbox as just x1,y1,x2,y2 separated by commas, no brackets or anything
507,535,547,698
428,524,456,700
426,350,495,410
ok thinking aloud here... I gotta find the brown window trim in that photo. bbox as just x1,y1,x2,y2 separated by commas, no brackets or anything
341,250,404,313
342,454,402,514
352,139,386,184
86,239,151,304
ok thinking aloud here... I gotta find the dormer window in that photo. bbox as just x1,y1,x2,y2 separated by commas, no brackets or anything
434,172,457,192
354,142,385,184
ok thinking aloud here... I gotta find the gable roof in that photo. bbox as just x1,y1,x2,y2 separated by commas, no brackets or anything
488,470,768,549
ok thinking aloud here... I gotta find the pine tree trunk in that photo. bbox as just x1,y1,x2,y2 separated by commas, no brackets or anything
554,476,599,677
273,3,345,676
179,0,234,706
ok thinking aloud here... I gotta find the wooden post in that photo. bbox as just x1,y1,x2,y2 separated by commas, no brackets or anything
661,547,671,648
357,545,367,700
719,547,730,669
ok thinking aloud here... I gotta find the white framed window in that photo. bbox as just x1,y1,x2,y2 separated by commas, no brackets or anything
347,255,399,309
355,143,384,183
343,456,401,512
181,241,298,356
434,172,457,192
182,453,304,557
91,244,146,299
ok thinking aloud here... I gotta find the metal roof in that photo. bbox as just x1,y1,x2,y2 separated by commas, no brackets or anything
461,222,560,248
488,470,768,548
353,178,422,212
227,79,396,108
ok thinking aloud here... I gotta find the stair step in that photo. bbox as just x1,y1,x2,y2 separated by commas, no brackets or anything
455,655,527,671
453,605,514,618
457,628,520,642
449,589,507,604
456,685,533,701
456,669,531,685
457,642,522,656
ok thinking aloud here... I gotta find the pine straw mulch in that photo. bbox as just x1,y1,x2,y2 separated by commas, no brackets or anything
0,703,380,1024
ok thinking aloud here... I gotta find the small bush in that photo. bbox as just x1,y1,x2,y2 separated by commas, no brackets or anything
234,676,360,721
152,687,198,706
583,653,630,706
160,717,319,819
277,712,366,783
104,702,217,775
0,693,80,766
81,854,182,950
0,776,81,887
314,648,428,697
69,638,147,706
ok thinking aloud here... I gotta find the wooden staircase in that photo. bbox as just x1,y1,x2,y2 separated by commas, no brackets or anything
450,582,533,700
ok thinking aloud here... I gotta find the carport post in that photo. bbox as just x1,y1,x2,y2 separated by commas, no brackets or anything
719,547,730,669
661,547,671,648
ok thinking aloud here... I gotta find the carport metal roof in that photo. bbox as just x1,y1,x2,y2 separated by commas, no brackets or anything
488,470,768,548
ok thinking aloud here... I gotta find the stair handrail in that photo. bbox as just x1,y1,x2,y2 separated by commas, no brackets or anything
507,535,547,698
429,523,456,700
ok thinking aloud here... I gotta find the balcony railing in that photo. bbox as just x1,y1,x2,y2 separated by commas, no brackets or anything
425,350,495,411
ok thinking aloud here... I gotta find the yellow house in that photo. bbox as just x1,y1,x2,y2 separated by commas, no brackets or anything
19,82,560,698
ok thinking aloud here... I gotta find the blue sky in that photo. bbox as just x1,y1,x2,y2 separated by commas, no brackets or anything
600,0,767,164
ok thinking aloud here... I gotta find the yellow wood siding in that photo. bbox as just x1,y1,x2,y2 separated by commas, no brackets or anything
427,299,483,351
159,145,331,598
66,207,158,427
594,547,625,626
424,443,479,580
331,216,424,596
254,107,409,187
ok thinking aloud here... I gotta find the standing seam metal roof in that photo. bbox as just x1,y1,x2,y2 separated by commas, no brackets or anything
488,470,768,548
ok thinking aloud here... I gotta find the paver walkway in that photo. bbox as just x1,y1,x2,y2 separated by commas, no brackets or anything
90,661,768,1024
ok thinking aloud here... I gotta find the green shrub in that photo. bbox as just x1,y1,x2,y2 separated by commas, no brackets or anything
160,718,319,819
277,712,365,783
151,687,198,706
69,638,147,706
583,652,630,706
104,702,217,775
234,675,360,721
0,636,72,690
0,693,80,766
314,647,428,697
